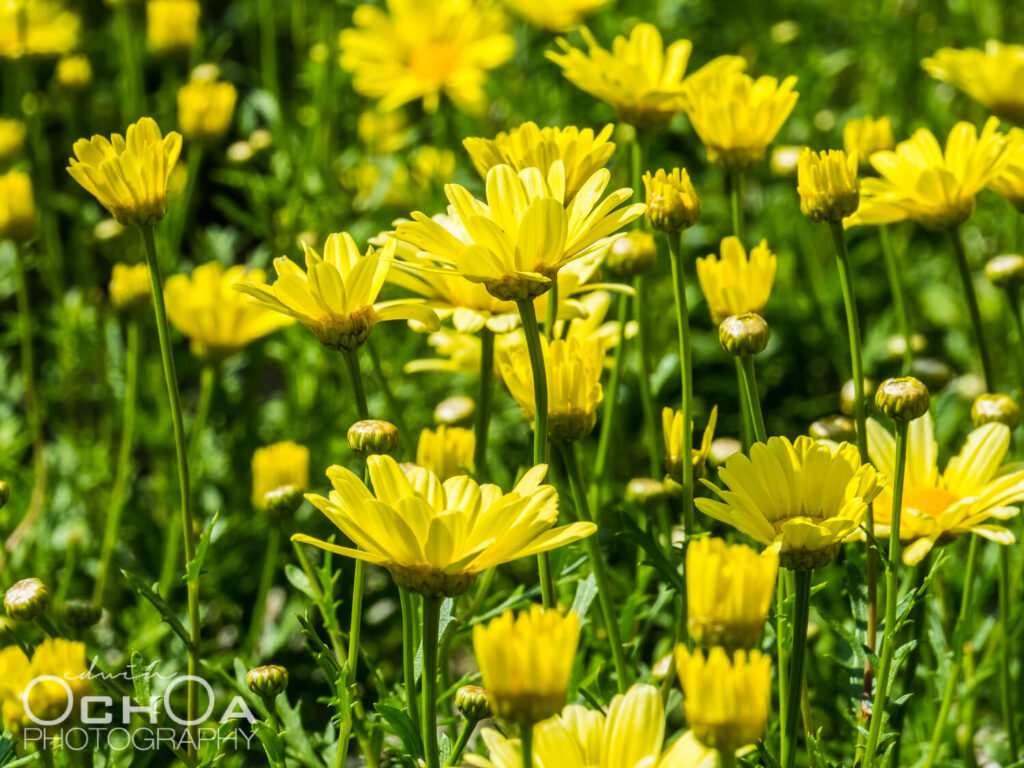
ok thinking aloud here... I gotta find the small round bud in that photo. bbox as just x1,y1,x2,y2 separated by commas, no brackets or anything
809,414,856,443
347,420,400,456
433,395,475,427
718,313,769,357
5,578,50,621
625,478,667,507
909,358,953,393
0,480,8,508
985,254,1024,291
709,437,743,467
247,665,289,697
840,377,874,416
61,599,101,629
875,377,930,422
605,232,658,278
264,486,305,516
971,393,1022,430
455,685,491,721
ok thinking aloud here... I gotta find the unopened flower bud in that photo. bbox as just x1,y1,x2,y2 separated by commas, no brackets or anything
265,487,305,516
643,169,700,233
797,148,860,222
875,377,930,422
0,480,8,508
884,333,927,362
455,685,491,721
910,358,953,393
247,665,289,697
625,478,666,507
606,232,657,278
809,414,856,443
5,578,50,621
985,254,1024,291
348,420,400,456
971,393,1022,430
709,437,743,467
433,395,475,426
719,313,769,356
61,599,101,629
840,377,874,416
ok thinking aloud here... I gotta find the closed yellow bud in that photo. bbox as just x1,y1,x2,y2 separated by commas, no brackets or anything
252,441,310,513
875,377,930,422
454,685,491,721
109,263,152,313
797,148,859,222
718,312,769,356
643,168,700,232
348,420,400,456
5,578,50,621
985,253,1024,291
971,393,1021,429
247,665,289,697
0,171,35,243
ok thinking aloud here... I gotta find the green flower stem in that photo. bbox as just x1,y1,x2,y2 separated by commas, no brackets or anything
666,232,695,543
776,573,791,759
781,568,811,768
878,226,912,374
257,0,280,103
592,293,630,503
717,748,737,768
560,441,630,692
35,614,64,639
545,283,559,338
520,722,534,768
728,173,745,243
733,358,754,451
94,318,140,605
863,420,909,767
422,595,443,768
244,522,281,657
446,716,479,767
1005,285,1024,397
140,225,200,757
949,227,995,390
474,328,495,482
188,364,216,469
889,557,929,768
113,0,143,121
923,535,980,768
999,511,1020,761
367,338,409,445
633,274,662,477
738,356,767,443
399,587,420,729
292,541,347,662
341,347,371,421
516,298,555,608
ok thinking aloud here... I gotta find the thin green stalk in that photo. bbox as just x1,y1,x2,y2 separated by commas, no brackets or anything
777,572,791,758
342,347,370,420
446,716,479,767
189,364,216,468
864,420,909,767
999,545,1019,760
292,542,347,663
474,328,495,482
949,227,995,390
244,523,281,657
140,226,200,757
366,338,409,442
717,749,737,768
346,562,366,704
1006,286,1024,397
561,441,630,692
738,356,767,443
728,173,745,243
94,318,140,605
633,275,662,477
257,0,280,102
782,569,812,768
889,558,929,768
545,283,559,338
733,358,754,451
422,595,443,768
878,226,912,373
521,723,534,768
113,0,143,122
592,294,630,500
666,232,695,542
400,587,420,729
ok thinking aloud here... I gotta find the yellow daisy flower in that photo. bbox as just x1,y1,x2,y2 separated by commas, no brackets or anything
695,237,776,324
235,233,440,351
989,127,1024,212
416,424,475,480
922,41,1024,125
463,122,616,201
0,0,80,59
499,0,611,33
54,53,92,92
109,263,152,313
845,117,1009,231
177,66,238,145
296,456,595,596
252,441,310,512
0,118,26,163
339,0,514,114
682,70,799,172
547,23,745,128
0,170,35,244
662,406,718,482
165,262,294,361
866,413,1023,565
696,436,881,570
0,640,92,734
147,0,200,55
843,116,895,171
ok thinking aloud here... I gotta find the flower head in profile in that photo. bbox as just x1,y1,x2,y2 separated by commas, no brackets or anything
843,116,895,171
296,457,594,596
682,71,799,172
463,122,615,201
178,65,238,145
0,171,35,244
662,407,718,484
548,23,745,128
696,436,881,570
235,233,440,351
797,148,859,223
468,683,718,768
989,128,1024,212
147,0,200,55
923,41,1024,125
165,262,294,361
846,117,1009,230
643,168,700,233
867,412,1023,565
252,441,310,513
339,0,514,114
499,0,611,32
0,0,80,59
472,606,579,723
416,425,475,480
109,263,152,313
67,118,182,227
0,118,26,163
0,640,92,735
395,163,643,300
675,647,771,754
695,237,776,324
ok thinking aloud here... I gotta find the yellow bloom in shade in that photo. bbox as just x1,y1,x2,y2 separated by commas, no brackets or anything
468,683,718,768
866,413,1023,565
178,67,238,145
473,606,580,723
0,118,26,163
674,647,771,754
297,457,595,596
686,538,778,651
0,640,92,734
67,117,182,228
54,53,92,92
499,335,605,442
843,116,895,171
235,233,440,351
463,122,615,201
147,0,200,54
0,171,35,243
395,163,643,300
499,0,611,33
339,0,514,114
797,148,859,222
0,0,80,59
989,128,1024,212
252,441,310,512
923,41,1024,125
547,24,745,128
695,237,776,324
662,406,718,483
109,263,152,312
416,425,475,480
682,71,799,172
696,436,881,570
846,117,1009,231
165,262,294,361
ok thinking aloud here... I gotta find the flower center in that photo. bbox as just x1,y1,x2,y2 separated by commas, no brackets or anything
409,42,460,82
902,486,959,518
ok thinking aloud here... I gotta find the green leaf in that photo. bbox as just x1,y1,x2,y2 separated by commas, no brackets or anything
570,573,598,626
121,569,194,650
253,720,287,762
375,703,424,759
286,564,317,599
617,515,684,593
185,510,220,584
130,650,156,705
